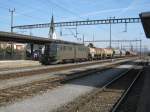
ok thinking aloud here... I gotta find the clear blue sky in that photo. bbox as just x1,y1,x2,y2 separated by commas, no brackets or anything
0,0,150,50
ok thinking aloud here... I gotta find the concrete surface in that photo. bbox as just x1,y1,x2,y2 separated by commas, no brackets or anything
0,60,40,70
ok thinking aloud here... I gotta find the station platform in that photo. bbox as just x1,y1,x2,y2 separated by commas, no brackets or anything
137,64,150,112
0,60,41,70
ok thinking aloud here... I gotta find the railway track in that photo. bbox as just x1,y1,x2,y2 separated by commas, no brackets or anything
111,62,147,112
0,57,136,80
0,58,135,106
54,61,145,112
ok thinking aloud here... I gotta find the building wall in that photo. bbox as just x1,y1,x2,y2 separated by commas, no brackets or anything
0,42,26,60
0,42,45,60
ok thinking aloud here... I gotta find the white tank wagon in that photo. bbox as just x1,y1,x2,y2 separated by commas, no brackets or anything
129,51,137,56
94,48,105,59
113,49,121,58
88,48,106,60
131,52,137,56
88,47,113,60
88,47,96,60
120,50,126,57
125,50,137,56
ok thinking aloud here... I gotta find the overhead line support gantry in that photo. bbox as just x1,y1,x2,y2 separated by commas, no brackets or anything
12,17,140,29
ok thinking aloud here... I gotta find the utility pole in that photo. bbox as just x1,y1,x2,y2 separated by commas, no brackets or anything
92,33,95,45
9,8,15,33
124,23,127,32
82,34,84,44
109,19,112,48
9,8,15,59
109,17,115,48
75,25,78,38
60,27,62,36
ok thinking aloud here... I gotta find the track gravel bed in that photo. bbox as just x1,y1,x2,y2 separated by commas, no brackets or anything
0,77,62,106
113,69,145,112
54,65,143,112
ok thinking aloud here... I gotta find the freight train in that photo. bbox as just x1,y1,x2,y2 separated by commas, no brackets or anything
39,42,136,65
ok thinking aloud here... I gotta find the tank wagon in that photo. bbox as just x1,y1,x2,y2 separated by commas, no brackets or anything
126,50,137,56
88,47,105,60
88,47,96,60
88,47,114,60
103,48,113,58
120,50,126,57
113,49,121,57
95,48,105,59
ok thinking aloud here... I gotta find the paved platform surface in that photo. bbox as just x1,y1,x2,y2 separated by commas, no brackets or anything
137,64,150,112
0,59,109,72
0,60,41,70
0,58,137,76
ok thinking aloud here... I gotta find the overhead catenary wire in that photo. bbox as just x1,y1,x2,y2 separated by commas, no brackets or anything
10,0,71,20
7,0,50,14
0,1,50,21
0,5,48,21
40,0,85,20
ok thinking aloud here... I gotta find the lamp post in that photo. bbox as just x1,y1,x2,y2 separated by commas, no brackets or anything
82,34,84,44
140,40,142,59
109,20,112,48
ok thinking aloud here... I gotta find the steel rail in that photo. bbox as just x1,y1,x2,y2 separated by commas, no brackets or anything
111,69,143,112
73,62,143,112
74,64,139,112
